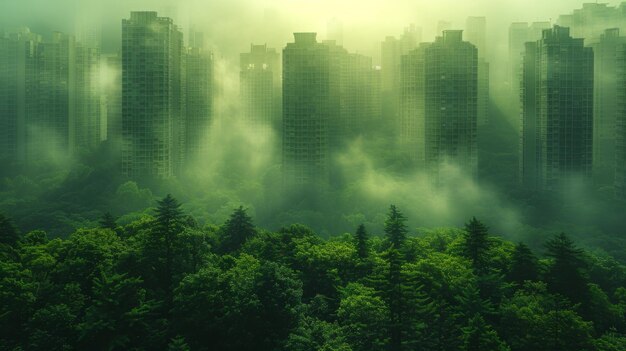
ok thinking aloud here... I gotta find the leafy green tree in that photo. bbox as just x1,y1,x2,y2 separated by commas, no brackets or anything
544,233,588,303
354,224,369,260
337,283,389,351
218,206,256,253
27,304,78,350
508,242,539,284
461,217,492,273
384,205,408,249
99,212,117,231
0,213,19,246
173,255,302,351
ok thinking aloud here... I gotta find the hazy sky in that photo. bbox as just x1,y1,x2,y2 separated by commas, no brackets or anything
1,0,622,61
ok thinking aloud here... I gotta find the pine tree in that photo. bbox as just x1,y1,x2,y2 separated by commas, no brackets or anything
168,336,191,351
544,233,588,303
150,194,185,318
385,205,408,249
99,212,117,231
508,242,539,284
386,247,403,351
354,224,368,260
218,206,256,253
461,313,510,351
461,217,492,274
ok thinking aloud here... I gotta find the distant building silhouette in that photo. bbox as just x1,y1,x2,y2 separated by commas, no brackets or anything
0,28,40,162
401,30,478,181
508,22,550,98
381,25,420,132
240,44,280,135
121,11,184,178
465,16,489,126
520,26,594,190
31,32,76,160
590,29,626,187
185,32,213,163
616,43,626,199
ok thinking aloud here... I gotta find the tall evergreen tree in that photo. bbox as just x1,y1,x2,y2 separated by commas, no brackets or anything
218,206,256,253
508,242,539,284
385,205,408,249
461,217,491,273
0,213,19,246
386,247,403,351
149,194,185,319
544,233,588,303
99,212,117,231
354,224,368,260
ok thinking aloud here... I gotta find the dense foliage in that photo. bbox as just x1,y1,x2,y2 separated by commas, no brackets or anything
1,197,626,350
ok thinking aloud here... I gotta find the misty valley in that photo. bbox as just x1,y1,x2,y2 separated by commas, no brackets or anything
2,0,626,350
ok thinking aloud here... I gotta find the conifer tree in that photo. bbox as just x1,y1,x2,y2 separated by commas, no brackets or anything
508,242,539,284
545,233,588,303
218,206,256,253
461,217,492,273
385,205,408,249
354,224,368,260
99,212,117,231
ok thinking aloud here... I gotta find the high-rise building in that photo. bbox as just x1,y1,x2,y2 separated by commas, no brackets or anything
0,28,40,162
32,31,76,160
615,44,626,199
340,52,380,137
401,30,478,181
121,11,184,178
282,32,339,186
591,29,626,186
520,26,594,190
102,53,122,146
185,34,213,162
240,44,279,134
558,3,626,41
381,25,420,133
508,22,550,94
465,16,489,126
74,40,101,152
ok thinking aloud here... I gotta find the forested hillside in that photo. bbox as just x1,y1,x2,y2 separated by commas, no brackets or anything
1,196,626,350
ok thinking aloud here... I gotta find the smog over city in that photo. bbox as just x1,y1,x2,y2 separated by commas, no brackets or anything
1,1,626,350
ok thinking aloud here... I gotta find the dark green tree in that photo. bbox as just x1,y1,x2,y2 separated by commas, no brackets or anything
0,213,19,246
385,205,408,249
461,314,510,351
461,217,491,273
386,247,403,351
544,233,588,303
218,206,256,253
99,212,117,231
508,242,539,284
144,194,185,324
354,224,369,260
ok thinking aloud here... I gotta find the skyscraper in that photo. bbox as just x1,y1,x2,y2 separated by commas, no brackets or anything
508,22,550,95
401,30,478,181
591,29,626,186
520,26,594,190
0,28,40,162
32,31,76,160
121,11,184,178
74,40,101,152
615,44,626,200
381,25,420,132
465,16,489,126
282,32,338,186
240,44,279,134
185,33,213,163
